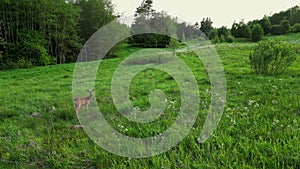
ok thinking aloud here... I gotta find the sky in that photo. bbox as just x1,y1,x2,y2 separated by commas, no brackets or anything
111,0,300,27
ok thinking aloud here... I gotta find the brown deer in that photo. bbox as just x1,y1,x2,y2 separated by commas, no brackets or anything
74,89,94,114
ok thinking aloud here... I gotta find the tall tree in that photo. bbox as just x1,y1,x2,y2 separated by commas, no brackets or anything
78,0,116,43
231,20,251,38
130,1,177,48
258,16,271,35
200,17,213,36
250,24,264,42
289,6,300,25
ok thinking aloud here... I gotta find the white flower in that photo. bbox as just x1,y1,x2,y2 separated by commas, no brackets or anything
248,100,255,106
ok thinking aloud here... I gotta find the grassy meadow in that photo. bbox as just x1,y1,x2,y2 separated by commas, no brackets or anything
0,34,300,168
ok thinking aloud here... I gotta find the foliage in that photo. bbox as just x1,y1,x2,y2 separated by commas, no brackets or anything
291,23,300,33
225,34,235,43
231,21,251,38
208,28,234,43
289,6,300,25
0,0,82,68
135,0,155,17
219,34,225,43
269,5,300,26
167,38,180,56
208,29,218,40
258,16,272,35
280,20,291,34
217,26,229,37
176,22,200,41
78,0,116,43
0,0,116,70
270,25,286,35
250,24,264,42
211,36,220,44
200,17,213,36
130,2,177,48
269,11,287,25
249,39,297,75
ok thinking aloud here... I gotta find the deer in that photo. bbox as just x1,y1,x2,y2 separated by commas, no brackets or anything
74,89,94,114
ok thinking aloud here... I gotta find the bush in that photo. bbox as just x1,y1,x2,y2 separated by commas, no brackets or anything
231,22,251,38
249,39,297,75
211,36,220,44
6,30,54,68
225,34,234,43
280,20,290,34
250,24,264,42
208,29,218,40
271,25,285,35
258,16,271,35
291,23,300,33
219,35,225,43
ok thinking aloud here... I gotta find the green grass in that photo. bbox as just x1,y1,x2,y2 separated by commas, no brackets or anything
0,34,300,168
267,33,300,44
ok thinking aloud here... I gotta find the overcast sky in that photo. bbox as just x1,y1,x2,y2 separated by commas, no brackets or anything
111,0,300,27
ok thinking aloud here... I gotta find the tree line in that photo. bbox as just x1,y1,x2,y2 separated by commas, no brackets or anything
129,0,201,48
203,5,300,43
1,0,299,70
0,0,115,69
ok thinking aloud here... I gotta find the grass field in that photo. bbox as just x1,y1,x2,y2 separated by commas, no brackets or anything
0,34,300,168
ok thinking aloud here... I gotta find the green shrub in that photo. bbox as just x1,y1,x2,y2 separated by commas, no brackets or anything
250,24,264,42
219,35,225,43
280,20,290,34
291,23,300,33
249,39,297,75
211,36,220,44
225,34,235,43
271,25,285,35
208,29,218,40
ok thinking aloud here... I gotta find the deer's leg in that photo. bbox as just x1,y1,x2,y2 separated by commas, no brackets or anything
74,104,80,114
86,103,89,112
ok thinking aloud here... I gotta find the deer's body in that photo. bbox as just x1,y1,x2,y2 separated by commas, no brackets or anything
74,89,94,114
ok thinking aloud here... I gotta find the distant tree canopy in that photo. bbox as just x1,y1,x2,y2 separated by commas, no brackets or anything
226,6,300,40
130,0,176,48
231,21,251,38
130,0,201,48
269,6,300,26
0,0,116,69
200,17,213,36
78,0,116,43
258,16,272,35
250,24,264,42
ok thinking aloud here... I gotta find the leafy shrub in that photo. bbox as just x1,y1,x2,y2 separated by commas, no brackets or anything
217,26,229,37
250,24,264,42
219,35,225,43
225,34,235,43
249,39,297,75
208,29,218,40
258,16,271,35
231,22,251,38
271,25,285,35
6,30,54,69
211,36,220,44
280,20,290,34
291,23,300,33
